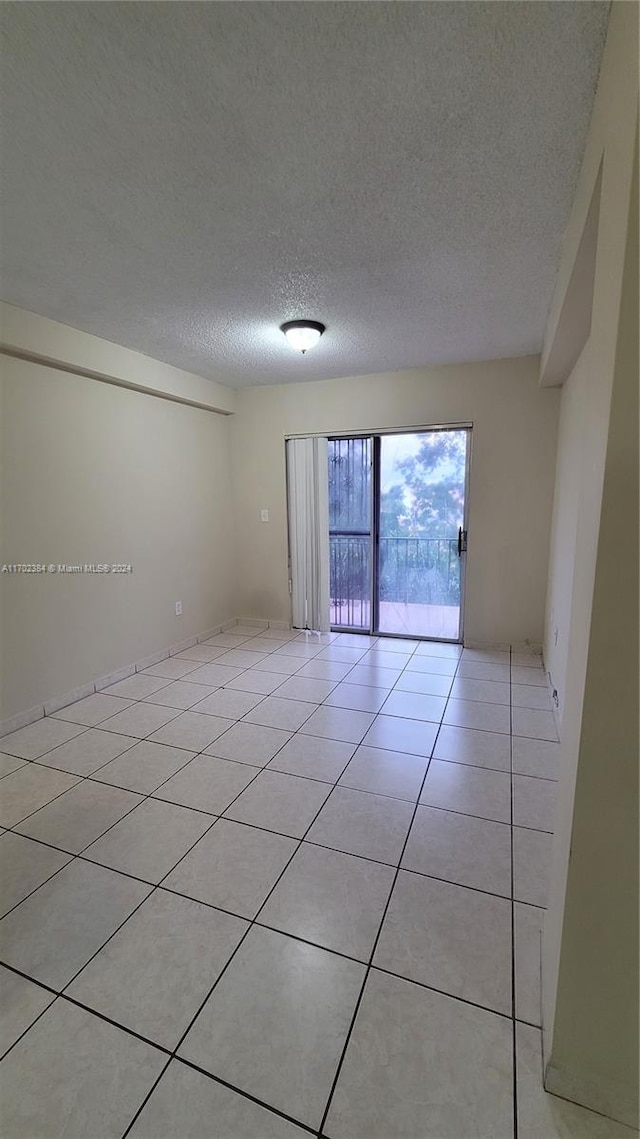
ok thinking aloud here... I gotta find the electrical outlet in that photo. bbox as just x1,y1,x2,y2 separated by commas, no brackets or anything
261,509,270,523
175,601,182,616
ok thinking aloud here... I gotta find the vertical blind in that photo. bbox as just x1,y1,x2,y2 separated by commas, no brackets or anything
286,436,330,632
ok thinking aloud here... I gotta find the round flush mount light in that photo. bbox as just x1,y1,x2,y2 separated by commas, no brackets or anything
280,319,326,354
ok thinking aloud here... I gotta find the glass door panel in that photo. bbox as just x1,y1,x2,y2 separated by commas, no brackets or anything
328,437,372,630
377,429,469,640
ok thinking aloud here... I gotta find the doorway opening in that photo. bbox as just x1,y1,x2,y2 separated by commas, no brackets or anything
328,428,470,642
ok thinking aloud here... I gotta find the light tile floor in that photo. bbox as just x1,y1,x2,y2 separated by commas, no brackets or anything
0,630,630,1137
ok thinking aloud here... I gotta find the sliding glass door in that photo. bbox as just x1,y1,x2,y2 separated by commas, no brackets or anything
328,428,470,641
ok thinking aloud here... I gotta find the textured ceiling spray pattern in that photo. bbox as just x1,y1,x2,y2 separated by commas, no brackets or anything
0,2,608,387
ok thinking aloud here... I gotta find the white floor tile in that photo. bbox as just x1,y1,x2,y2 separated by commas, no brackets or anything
300,705,375,744
142,680,218,709
0,753,26,779
512,683,553,711
224,770,331,838
153,754,256,815
513,707,559,741
0,764,80,829
515,902,544,1025
434,724,511,771
215,648,271,668
513,736,561,780
361,715,438,757
249,654,305,675
243,695,318,732
266,734,355,783
343,663,402,688
375,870,512,1014
34,728,138,777
513,827,553,908
93,740,196,794
513,774,557,832
0,1000,165,1137
420,759,511,824
295,658,355,682
457,659,511,682
206,721,292,766
149,710,234,751
0,966,55,1057
402,804,512,897
67,889,247,1049
338,744,428,802
179,926,365,1130
103,673,172,699
100,702,181,740
512,665,548,687
85,798,212,883
163,818,297,918
395,670,453,696
0,859,151,988
141,658,201,680
450,677,511,705
1,718,85,761
224,669,291,695
259,842,394,960
127,1059,309,1138
0,832,71,919
380,689,447,722
325,969,513,1139
324,682,388,713
16,780,142,853
404,654,459,676
306,786,413,865
52,692,134,726
273,675,338,703
443,697,511,734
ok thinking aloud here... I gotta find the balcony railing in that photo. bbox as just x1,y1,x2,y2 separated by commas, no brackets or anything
330,534,460,626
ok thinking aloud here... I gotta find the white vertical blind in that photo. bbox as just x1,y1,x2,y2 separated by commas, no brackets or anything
286,437,330,632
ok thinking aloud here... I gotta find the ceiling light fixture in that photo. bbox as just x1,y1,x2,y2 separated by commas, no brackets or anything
280,319,326,354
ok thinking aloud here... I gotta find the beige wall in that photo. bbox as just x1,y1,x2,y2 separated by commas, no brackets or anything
0,357,235,721
541,1,639,1126
230,356,559,647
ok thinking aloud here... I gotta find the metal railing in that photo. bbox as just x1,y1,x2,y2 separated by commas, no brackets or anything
330,535,460,625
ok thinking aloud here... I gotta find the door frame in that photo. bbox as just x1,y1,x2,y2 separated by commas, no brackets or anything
315,422,473,643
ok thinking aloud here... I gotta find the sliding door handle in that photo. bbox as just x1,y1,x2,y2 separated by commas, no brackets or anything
457,528,468,556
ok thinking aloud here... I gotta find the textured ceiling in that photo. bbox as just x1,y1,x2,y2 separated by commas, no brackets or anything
1,2,609,388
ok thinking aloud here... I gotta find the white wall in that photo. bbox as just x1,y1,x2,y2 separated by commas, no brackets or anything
230,355,559,647
0,356,235,722
541,1,639,1126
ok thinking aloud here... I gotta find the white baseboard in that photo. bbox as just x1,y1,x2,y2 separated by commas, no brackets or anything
95,663,136,691
134,647,170,672
43,682,96,716
0,616,237,738
0,703,45,738
169,636,198,656
197,625,222,643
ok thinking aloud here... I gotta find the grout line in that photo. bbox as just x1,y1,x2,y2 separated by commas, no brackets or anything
509,644,519,1139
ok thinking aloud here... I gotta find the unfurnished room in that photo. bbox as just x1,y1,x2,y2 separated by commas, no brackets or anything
0,2,638,1137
